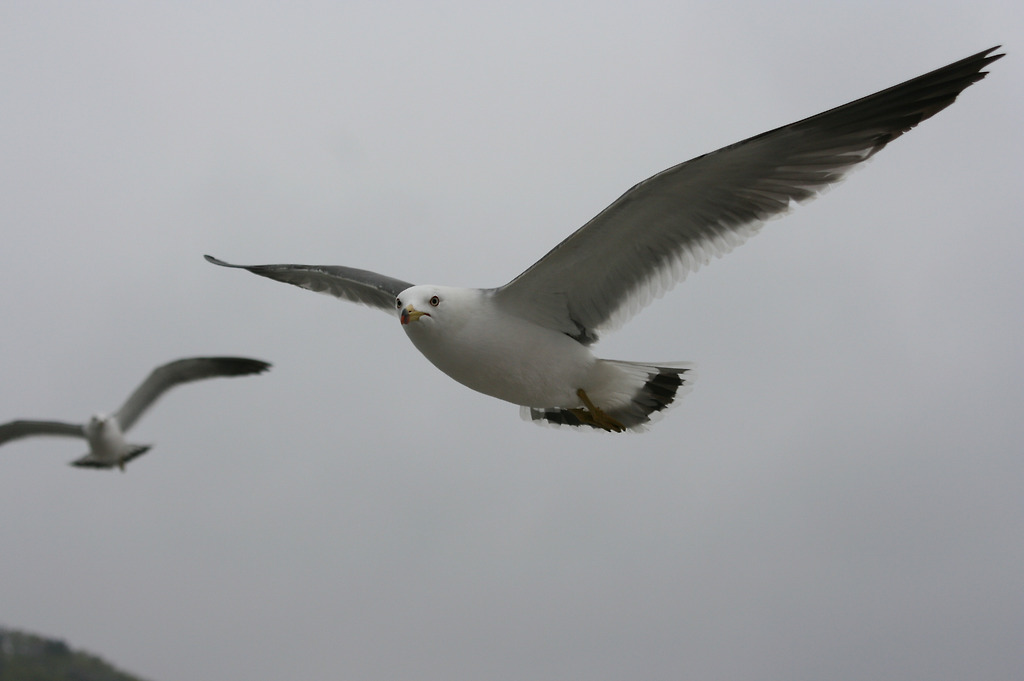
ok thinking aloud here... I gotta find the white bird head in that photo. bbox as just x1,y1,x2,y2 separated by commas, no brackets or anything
84,414,111,436
396,285,473,330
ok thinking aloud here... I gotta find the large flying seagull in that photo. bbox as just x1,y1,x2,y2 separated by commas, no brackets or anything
208,47,1001,432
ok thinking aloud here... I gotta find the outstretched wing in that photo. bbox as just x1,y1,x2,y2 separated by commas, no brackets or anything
206,255,413,314
0,420,85,446
492,47,1003,344
115,356,271,431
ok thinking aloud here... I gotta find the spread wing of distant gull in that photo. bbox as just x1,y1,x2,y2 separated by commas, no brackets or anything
207,47,1002,432
0,357,271,469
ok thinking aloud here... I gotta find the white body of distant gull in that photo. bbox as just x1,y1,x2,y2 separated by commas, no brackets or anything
0,357,271,469
207,47,1001,432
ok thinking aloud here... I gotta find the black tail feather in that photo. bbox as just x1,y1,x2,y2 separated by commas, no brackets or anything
523,364,694,432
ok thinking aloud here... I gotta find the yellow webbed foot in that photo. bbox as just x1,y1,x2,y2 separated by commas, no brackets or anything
575,388,626,433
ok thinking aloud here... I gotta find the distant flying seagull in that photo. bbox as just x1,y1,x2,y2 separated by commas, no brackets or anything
0,357,271,469
207,47,1001,432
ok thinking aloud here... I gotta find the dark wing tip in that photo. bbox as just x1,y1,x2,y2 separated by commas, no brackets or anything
205,254,238,267
980,44,1004,61
70,459,114,469
203,357,273,376
944,44,1005,85
785,44,1006,157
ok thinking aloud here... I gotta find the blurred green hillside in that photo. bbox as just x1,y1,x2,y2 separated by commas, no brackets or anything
0,627,151,681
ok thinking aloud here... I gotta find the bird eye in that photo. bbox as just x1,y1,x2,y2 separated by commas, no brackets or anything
429,295,440,307
396,298,402,309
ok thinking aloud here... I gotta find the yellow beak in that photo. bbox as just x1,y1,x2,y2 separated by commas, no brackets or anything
400,304,429,325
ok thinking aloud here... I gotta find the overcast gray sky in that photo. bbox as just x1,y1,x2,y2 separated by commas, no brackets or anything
1,2,1021,680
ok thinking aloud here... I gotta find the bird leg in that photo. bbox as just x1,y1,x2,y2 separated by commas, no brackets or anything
572,388,626,433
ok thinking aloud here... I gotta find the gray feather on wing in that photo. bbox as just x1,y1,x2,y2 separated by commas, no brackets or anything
0,420,84,445
205,255,413,313
114,356,271,431
491,47,1003,344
